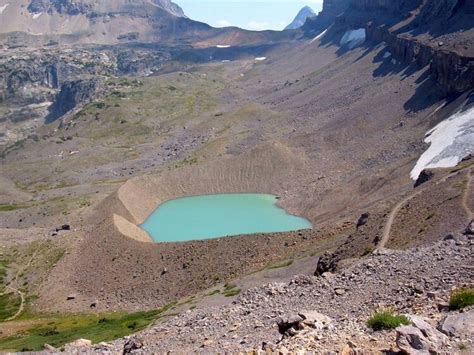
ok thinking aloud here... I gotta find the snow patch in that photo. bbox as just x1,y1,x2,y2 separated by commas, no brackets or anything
32,13,42,20
411,106,474,180
383,51,391,59
221,60,231,63
255,57,267,61
0,3,9,14
310,29,328,43
216,45,231,49
340,29,366,49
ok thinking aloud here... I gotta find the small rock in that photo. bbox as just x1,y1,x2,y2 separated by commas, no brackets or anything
66,294,77,301
277,314,304,336
335,288,346,296
67,339,92,348
123,337,143,353
44,344,56,352
437,302,450,312
298,310,332,330
356,213,370,229
464,220,474,235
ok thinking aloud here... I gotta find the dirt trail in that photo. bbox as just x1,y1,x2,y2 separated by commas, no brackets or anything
378,169,470,251
1,241,45,321
377,188,426,250
461,168,473,220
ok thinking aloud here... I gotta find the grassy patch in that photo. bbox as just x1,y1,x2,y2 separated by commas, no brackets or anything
222,284,241,297
0,260,8,292
0,303,175,352
449,288,474,310
0,293,21,322
0,204,26,212
267,260,294,270
367,310,410,331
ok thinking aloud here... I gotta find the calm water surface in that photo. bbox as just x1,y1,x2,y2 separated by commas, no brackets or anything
141,193,312,242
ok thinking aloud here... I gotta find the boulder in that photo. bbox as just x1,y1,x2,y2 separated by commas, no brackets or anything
298,310,332,330
396,315,448,354
314,251,337,276
66,293,76,300
43,344,57,352
67,338,92,348
356,213,370,229
123,337,144,354
276,314,304,336
438,309,474,337
414,170,434,188
464,220,474,235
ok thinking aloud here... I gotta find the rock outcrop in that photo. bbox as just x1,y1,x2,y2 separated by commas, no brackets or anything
46,79,98,123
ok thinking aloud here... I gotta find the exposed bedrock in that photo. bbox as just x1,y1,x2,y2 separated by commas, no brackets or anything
46,79,99,123
366,24,474,94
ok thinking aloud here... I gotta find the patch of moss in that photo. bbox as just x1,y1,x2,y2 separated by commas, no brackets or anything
367,310,410,331
0,204,26,212
267,260,294,270
0,293,22,322
222,284,241,297
449,288,474,310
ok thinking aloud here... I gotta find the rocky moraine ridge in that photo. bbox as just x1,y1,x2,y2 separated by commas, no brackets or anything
66,234,474,354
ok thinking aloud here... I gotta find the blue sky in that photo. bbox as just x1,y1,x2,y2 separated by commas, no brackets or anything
174,1,323,31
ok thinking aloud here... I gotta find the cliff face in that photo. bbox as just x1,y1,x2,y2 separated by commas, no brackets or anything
306,0,474,95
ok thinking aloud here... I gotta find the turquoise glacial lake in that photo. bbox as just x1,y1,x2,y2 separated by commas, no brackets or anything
141,193,312,242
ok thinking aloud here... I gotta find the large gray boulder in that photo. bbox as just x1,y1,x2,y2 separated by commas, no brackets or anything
396,315,448,354
438,309,474,337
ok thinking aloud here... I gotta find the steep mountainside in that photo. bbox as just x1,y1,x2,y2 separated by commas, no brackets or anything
0,0,473,352
285,6,316,30
0,0,208,45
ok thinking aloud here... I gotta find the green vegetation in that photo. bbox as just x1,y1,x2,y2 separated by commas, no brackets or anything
367,310,410,331
362,245,375,256
267,259,294,269
0,204,26,212
0,293,21,322
0,302,177,352
0,260,7,292
449,288,474,310
223,284,241,297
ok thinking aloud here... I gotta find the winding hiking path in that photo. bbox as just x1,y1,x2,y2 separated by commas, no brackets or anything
461,168,473,220
378,168,472,251
0,241,46,321
377,188,426,250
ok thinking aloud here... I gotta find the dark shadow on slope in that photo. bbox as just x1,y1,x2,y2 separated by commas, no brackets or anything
393,1,474,38
404,74,442,114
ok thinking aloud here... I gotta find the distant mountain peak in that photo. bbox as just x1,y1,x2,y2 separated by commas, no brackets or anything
285,6,316,30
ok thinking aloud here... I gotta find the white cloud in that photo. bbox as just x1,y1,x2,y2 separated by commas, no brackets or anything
215,19,232,27
246,20,271,31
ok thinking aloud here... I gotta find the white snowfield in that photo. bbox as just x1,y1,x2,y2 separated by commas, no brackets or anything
0,3,9,14
411,105,474,180
310,28,328,43
32,13,42,19
255,57,267,61
340,28,366,49
216,45,230,48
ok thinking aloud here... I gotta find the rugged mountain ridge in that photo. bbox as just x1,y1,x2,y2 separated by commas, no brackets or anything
285,6,316,30
0,0,210,46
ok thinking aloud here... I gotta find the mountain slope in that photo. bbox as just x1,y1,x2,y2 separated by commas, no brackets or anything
0,0,209,45
285,6,315,30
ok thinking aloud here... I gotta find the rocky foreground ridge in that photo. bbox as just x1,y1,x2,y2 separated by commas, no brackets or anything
59,232,474,353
